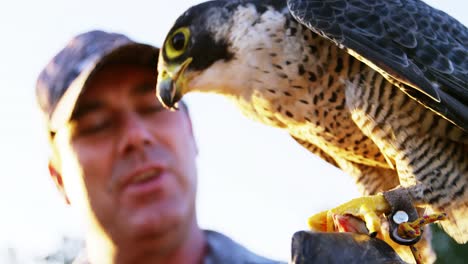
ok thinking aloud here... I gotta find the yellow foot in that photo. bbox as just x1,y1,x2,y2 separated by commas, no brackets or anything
308,194,390,235
307,194,445,264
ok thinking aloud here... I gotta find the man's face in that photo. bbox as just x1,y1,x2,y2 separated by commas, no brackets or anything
50,64,198,247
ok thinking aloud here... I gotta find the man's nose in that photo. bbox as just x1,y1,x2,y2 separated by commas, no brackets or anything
118,113,155,155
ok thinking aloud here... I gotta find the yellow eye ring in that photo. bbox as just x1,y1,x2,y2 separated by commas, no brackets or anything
165,27,190,59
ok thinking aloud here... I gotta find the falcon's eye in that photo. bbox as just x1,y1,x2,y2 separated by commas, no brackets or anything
165,27,190,59
172,32,185,50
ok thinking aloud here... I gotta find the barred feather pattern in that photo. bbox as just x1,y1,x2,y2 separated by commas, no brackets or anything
344,65,468,243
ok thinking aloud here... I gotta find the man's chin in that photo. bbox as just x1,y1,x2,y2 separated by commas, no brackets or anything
109,210,186,254
121,203,186,238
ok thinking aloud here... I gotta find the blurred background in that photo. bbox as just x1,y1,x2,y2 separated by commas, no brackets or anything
0,0,466,263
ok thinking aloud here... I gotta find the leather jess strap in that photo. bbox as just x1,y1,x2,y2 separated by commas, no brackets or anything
383,188,422,245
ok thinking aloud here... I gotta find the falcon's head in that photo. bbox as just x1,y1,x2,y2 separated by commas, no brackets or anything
156,0,288,109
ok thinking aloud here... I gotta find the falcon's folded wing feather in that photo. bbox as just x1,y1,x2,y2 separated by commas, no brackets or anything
288,0,468,131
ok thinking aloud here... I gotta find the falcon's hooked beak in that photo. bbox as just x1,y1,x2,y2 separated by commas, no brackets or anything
156,57,193,110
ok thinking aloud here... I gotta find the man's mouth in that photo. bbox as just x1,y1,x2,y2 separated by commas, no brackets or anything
131,168,162,184
117,165,170,198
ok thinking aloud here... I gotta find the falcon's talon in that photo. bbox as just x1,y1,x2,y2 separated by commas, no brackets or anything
308,194,390,236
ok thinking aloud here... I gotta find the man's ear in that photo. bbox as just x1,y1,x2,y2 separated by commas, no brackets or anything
48,161,71,205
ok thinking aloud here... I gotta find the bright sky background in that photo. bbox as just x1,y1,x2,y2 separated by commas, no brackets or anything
0,0,466,263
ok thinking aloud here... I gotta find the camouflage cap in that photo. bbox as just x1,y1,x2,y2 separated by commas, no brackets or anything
36,30,159,133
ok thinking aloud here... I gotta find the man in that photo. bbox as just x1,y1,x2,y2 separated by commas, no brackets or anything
36,30,284,264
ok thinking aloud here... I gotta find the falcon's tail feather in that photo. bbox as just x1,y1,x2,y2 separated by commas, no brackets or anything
438,201,468,244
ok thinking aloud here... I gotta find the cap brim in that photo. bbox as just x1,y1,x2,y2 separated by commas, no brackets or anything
48,43,159,132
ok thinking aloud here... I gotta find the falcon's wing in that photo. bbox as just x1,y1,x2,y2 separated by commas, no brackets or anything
287,0,468,131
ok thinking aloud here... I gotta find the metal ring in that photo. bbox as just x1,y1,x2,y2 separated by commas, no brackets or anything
390,226,422,245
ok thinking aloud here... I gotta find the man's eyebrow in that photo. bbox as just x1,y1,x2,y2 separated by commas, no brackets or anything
132,82,155,96
71,101,104,120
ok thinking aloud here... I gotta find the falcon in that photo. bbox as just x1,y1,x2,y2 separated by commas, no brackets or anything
156,0,468,257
